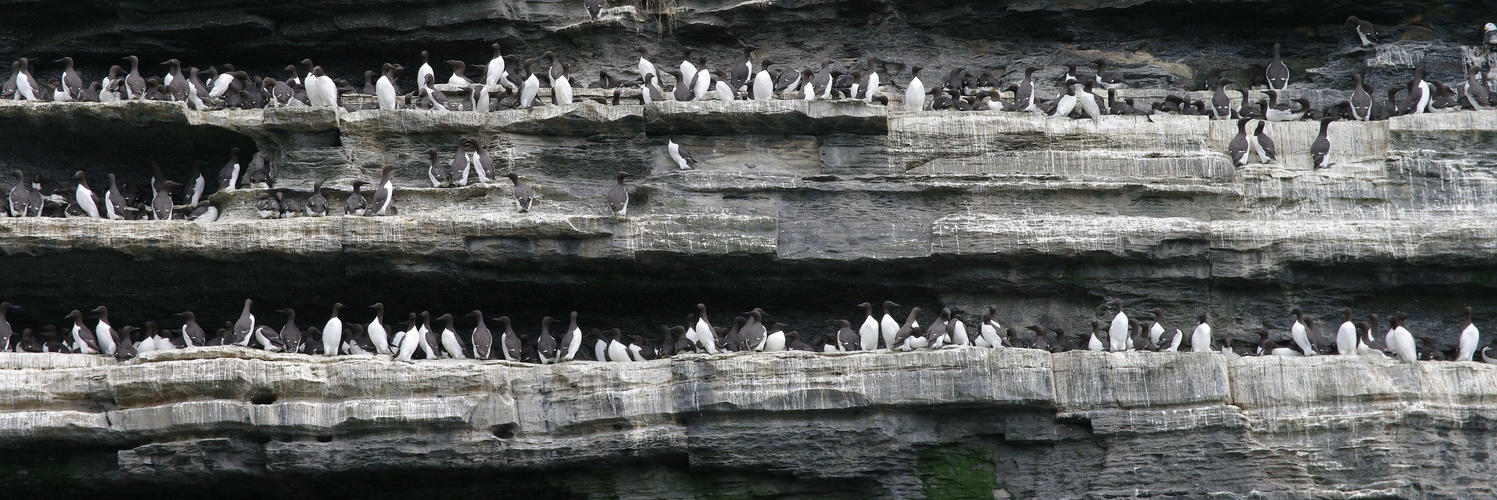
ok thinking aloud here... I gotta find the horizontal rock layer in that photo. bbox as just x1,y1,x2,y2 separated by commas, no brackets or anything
2,348,1494,499
5,99,1497,345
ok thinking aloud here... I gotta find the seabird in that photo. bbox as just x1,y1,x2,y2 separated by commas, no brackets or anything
322,303,344,356
434,314,465,359
1311,117,1334,169
366,303,391,355
1189,314,1212,352
465,138,495,183
394,313,422,362
376,63,399,110
636,47,661,87
449,141,471,187
1350,74,1373,120
56,56,83,100
667,134,699,170
1386,314,1416,363
730,44,760,91
712,70,734,101
273,309,301,353
345,180,368,216
641,74,664,104
893,307,925,350
561,312,582,361
304,180,328,216
1266,44,1289,91
741,309,769,351
463,311,490,359
1094,59,1125,90
417,311,438,359
1458,307,1480,361
1228,118,1251,167
858,56,882,103
1210,79,1234,119
1049,84,1078,117
519,59,540,108
1107,299,1129,351
372,165,397,216
219,147,242,192
752,60,775,101
694,304,719,354
506,173,533,213
857,302,880,350
484,44,508,89
1258,329,1301,356
103,174,127,220
1289,307,1317,356
905,66,925,112
947,312,970,346
1336,308,1358,355
880,301,901,350
606,171,630,215
1075,82,1103,120
120,56,144,100
66,310,101,354
1014,66,1040,112
1346,16,1379,47
7,170,29,217
415,51,435,93
446,60,472,86
1406,67,1432,114
151,180,178,220
605,329,629,362
535,316,559,363
1251,121,1277,164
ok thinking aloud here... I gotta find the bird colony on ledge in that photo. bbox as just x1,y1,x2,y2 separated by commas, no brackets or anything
6,18,1497,220
0,300,1491,365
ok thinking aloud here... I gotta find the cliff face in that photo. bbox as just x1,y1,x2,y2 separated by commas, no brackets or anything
4,348,1497,499
5,99,1497,349
5,0,1497,498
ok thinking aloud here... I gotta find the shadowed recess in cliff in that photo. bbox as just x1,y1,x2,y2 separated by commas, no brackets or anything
2,0,1495,93
0,105,258,193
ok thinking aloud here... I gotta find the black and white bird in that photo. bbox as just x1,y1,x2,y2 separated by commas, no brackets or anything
1251,121,1276,164
1311,117,1334,169
426,148,449,188
667,134,699,170
1347,16,1379,47
606,171,630,215
305,180,328,216
1228,118,1251,167
1350,74,1373,120
636,47,660,87
345,181,367,216
506,172,534,213
1486,23,1497,50
1094,59,1126,90
1266,44,1289,91
905,66,925,112
371,165,397,216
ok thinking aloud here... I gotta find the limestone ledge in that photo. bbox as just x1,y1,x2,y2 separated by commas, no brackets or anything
3,214,1493,268
0,98,889,138
0,347,1492,449
0,213,778,260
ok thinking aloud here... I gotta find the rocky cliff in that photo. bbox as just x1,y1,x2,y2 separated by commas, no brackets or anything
3,348,1497,499
5,0,1497,498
